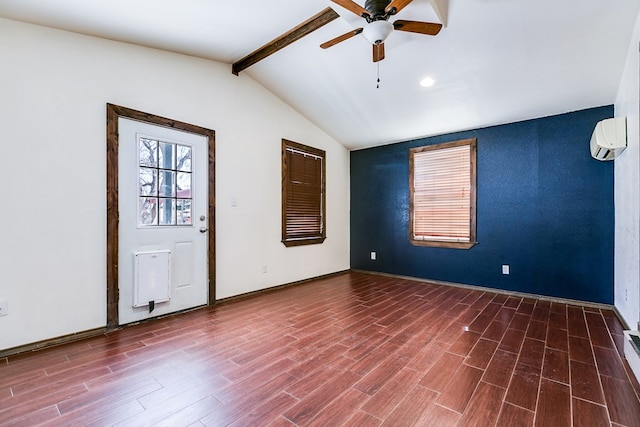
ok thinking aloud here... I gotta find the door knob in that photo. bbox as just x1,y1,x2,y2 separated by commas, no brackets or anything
199,227,208,233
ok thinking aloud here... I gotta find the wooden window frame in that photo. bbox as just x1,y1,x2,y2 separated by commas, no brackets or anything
409,138,477,249
281,139,326,247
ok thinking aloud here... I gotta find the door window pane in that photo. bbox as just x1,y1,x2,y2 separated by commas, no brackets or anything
158,142,175,170
139,168,157,196
177,145,192,172
177,172,191,198
177,199,191,225
158,198,176,225
139,197,158,225
159,170,176,197
139,138,157,167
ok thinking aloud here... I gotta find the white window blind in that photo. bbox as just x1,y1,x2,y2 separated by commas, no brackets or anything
410,139,476,247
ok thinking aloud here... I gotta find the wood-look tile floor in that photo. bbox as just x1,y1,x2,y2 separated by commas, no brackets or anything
2,272,640,426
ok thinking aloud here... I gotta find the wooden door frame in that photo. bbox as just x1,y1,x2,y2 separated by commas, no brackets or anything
106,104,216,328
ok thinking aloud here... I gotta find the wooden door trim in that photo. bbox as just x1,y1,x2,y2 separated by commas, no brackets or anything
106,104,216,328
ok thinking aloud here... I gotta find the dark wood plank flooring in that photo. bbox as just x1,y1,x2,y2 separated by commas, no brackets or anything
1,272,640,426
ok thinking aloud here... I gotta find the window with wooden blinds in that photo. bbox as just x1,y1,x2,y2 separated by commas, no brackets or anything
282,139,326,247
409,138,477,249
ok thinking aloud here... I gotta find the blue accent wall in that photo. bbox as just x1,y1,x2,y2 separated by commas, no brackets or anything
350,106,615,304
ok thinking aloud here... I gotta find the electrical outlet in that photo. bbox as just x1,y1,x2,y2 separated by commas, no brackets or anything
370,251,376,260
262,264,268,273
0,300,7,317
502,265,510,275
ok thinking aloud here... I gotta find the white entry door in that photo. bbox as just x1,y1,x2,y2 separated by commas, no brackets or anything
118,118,209,325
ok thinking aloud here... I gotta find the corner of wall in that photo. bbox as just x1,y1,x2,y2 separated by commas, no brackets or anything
614,11,640,330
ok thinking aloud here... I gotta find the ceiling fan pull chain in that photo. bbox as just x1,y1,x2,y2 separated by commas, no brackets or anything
376,62,381,89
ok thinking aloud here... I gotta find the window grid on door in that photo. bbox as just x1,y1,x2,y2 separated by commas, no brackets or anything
138,137,192,226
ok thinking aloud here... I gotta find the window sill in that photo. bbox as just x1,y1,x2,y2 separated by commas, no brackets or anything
282,237,326,247
410,239,477,249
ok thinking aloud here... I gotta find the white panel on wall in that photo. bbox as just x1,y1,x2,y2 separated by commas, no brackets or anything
134,250,171,307
174,241,194,288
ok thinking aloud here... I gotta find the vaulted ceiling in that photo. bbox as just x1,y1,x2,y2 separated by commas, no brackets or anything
0,0,638,149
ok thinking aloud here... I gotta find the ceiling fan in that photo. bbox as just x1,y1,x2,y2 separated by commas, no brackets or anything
321,0,442,62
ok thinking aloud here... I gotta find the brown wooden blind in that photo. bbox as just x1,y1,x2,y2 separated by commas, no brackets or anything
410,139,477,247
282,140,326,246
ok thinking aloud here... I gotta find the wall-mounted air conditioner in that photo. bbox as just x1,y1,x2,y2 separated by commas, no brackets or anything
590,116,627,161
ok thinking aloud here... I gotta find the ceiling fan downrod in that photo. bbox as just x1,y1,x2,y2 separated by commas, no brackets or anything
364,0,394,23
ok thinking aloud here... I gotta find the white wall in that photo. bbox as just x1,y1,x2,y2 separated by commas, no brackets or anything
0,18,350,351
614,11,640,330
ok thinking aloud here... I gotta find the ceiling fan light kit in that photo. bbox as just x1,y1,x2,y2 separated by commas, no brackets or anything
363,20,394,44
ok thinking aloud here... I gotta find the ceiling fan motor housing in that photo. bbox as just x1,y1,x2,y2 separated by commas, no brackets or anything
364,0,393,21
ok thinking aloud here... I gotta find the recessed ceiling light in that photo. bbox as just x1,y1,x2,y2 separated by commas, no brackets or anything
420,76,435,87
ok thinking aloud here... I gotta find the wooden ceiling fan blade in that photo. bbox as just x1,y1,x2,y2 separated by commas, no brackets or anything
373,43,385,62
331,0,371,18
393,20,442,35
385,0,414,15
320,28,363,49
